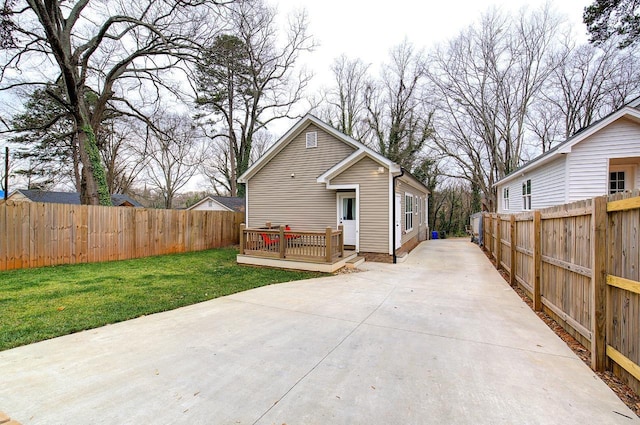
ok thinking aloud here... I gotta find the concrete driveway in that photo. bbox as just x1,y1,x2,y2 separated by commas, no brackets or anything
1,239,638,424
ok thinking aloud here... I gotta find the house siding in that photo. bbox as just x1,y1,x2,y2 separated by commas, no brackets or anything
497,156,566,214
247,123,355,229
331,157,390,253
567,117,640,202
397,179,428,246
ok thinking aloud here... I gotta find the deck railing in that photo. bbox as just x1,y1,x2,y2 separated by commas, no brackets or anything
239,223,344,263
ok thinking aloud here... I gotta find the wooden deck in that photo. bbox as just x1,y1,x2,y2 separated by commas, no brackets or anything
237,224,351,272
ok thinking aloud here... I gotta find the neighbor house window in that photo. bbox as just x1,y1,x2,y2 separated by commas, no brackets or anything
522,179,531,210
610,171,625,194
503,188,509,210
305,131,317,148
405,194,413,231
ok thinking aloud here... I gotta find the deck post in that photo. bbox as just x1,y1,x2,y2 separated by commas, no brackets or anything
239,223,245,254
338,224,344,257
325,226,332,263
279,225,286,258
510,215,516,285
533,210,542,311
591,196,607,371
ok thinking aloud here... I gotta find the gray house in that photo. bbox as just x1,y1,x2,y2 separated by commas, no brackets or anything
238,114,429,261
495,99,640,214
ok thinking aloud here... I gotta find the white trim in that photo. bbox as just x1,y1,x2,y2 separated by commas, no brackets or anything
495,106,640,187
404,192,414,232
245,184,249,227
239,113,402,183
328,184,360,252
317,149,400,185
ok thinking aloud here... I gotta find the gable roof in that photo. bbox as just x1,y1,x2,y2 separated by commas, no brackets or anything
238,114,402,183
187,196,245,212
496,105,640,186
13,189,142,207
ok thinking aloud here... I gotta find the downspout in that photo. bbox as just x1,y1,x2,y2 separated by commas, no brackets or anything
392,168,405,264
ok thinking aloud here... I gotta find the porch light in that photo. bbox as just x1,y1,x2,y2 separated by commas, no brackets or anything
291,173,295,178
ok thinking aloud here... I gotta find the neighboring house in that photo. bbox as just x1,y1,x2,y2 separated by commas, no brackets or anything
8,189,143,207
187,196,245,212
495,98,640,214
237,114,430,259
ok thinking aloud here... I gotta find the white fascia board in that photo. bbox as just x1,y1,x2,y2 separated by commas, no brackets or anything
317,150,367,184
237,115,313,183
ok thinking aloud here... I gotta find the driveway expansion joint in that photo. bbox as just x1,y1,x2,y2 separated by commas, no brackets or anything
250,286,396,425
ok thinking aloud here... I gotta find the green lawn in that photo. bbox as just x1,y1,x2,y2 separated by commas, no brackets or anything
0,248,325,351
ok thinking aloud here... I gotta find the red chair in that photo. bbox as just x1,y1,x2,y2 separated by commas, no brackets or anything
260,232,279,246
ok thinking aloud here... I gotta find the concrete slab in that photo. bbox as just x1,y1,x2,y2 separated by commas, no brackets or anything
0,239,638,424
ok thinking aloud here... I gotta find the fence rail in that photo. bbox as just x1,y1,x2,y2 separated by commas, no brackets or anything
0,200,244,271
483,191,640,393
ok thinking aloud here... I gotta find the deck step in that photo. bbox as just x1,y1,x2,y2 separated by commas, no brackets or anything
345,256,365,269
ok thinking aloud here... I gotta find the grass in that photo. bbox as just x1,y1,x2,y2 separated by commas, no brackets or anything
0,248,325,351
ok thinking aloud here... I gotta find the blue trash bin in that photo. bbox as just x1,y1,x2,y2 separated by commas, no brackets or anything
431,231,439,239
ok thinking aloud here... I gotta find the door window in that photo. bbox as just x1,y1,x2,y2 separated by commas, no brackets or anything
342,197,355,220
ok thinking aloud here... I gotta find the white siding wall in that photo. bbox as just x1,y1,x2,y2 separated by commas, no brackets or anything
567,117,640,202
497,156,566,214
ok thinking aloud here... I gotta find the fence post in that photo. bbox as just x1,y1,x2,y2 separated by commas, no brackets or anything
338,224,344,257
239,223,245,254
279,225,286,258
496,215,502,268
533,210,542,311
489,214,495,258
591,196,607,371
325,226,332,263
510,214,516,285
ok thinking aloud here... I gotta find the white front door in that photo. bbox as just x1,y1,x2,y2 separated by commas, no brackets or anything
395,193,402,249
338,193,357,246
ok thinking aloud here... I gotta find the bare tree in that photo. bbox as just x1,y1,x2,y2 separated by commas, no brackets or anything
532,39,640,145
143,113,203,209
195,0,314,196
427,6,561,208
100,120,148,195
364,40,434,172
318,55,371,141
0,0,221,204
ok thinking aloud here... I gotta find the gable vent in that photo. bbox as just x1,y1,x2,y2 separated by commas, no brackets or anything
306,131,318,148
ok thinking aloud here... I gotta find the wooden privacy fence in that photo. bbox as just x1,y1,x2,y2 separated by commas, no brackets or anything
483,191,640,393
0,200,244,271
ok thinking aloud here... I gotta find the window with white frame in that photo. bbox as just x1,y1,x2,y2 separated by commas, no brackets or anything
405,194,413,231
503,187,510,210
609,171,625,194
522,179,531,210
